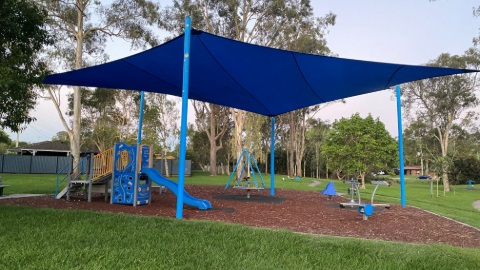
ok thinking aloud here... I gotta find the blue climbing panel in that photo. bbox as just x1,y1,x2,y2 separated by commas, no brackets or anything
111,142,151,205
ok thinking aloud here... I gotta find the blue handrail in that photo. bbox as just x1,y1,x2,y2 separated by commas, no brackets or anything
55,157,88,198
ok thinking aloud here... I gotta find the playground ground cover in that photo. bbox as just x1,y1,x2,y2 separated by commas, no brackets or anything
1,171,479,244
1,171,479,229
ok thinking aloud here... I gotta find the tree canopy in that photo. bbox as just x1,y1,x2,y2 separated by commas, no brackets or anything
0,0,52,132
402,50,480,191
322,114,398,188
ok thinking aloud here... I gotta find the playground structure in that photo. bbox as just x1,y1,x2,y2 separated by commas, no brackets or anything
55,142,211,210
339,180,390,220
225,148,266,198
111,142,152,205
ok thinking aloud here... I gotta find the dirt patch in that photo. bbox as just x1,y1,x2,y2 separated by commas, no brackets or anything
474,200,480,211
1,185,479,248
308,180,321,187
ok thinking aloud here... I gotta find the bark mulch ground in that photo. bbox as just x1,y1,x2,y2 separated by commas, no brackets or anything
1,185,479,248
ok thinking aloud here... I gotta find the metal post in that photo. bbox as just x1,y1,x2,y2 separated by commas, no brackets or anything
176,17,192,219
137,91,145,145
396,85,406,206
133,91,145,206
270,117,275,196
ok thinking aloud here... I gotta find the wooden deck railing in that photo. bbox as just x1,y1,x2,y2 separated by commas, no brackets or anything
92,148,114,180
92,145,152,181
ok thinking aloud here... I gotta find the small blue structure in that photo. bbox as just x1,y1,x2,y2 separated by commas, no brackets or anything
111,142,152,206
467,180,475,189
322,181,336,200
358,204,374,220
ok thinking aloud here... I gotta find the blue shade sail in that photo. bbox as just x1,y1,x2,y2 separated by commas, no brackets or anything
43,29,477,117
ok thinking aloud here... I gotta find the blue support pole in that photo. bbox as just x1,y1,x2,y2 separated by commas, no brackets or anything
396,85,406,206
137,91,145,145
133,91,145,206
176,17,192,219
270,117,275,196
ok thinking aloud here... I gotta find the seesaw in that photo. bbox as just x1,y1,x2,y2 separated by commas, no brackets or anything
340,180,390,209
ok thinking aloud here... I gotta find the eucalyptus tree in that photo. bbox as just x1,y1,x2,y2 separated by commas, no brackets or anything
143,93,180,176
322,114,398,189
402,51,480,191
402,120,431,174
1,0,52,132
164,0,336,179
192,101,230,176
80,87,119,152
305,118,330,178
187,124,210,171
36,0,161,171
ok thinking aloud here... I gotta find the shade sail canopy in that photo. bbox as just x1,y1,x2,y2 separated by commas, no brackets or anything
44,29,477,117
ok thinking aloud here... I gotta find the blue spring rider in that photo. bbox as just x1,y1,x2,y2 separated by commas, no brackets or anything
111,142,152,206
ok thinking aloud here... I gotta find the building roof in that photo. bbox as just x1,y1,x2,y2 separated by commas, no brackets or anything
8,141,70,153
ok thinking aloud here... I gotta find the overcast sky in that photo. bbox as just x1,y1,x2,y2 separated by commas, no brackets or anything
7,0,479,143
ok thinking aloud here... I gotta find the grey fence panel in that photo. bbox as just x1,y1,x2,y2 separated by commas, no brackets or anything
0,155,3,173
171,160,179,175
56,156,72,174
152,160,165,175
31,156,58,174
170,160,191,175
152,159,190,176
2,155,32,173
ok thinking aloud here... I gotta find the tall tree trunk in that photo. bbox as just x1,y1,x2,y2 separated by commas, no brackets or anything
288,113,295,176
209,110,217,176
437,126,451,192
325,159,329,179
232,109,245,179
71,4,84,175
227,151,231,174
295,112,307,177
360,172,366,189
164,149,170,177
265,150,268,174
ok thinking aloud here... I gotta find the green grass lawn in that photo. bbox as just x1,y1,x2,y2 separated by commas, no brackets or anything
1,171,479,269
0,206,479,270
0,173,60,194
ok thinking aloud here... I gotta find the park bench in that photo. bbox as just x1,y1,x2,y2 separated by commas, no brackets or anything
0,176,10,196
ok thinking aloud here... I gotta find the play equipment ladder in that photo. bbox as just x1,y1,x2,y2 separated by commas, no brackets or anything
55,147,116,202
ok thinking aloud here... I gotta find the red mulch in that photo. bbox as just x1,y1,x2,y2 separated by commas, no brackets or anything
1,185,479,248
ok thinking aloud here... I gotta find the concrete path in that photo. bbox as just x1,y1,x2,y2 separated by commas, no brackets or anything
308,180,321,187
473,200,480,211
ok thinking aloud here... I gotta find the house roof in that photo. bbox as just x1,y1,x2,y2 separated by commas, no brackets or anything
8,141,70,153
404,166,421,170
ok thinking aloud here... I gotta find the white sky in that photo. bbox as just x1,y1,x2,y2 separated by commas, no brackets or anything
6,0,479,143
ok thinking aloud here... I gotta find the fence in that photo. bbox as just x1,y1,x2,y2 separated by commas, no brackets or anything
0,155,72,174
0,155,191,175
153,159,192,176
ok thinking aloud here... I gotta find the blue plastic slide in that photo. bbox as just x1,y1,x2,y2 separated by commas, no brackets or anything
142,168,212,210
